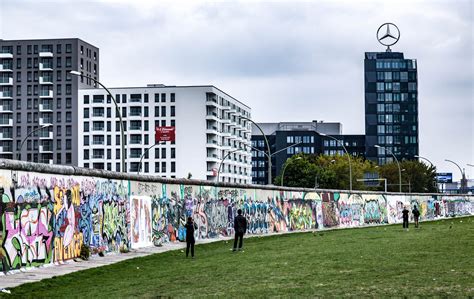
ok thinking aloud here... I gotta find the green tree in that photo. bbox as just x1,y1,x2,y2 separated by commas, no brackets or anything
378,160,437,193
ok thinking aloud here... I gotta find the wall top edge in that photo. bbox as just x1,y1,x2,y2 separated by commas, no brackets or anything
0,159,468,198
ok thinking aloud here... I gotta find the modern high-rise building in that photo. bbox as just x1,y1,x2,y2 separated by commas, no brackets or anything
251,121,365,185
0,38,98,165
78,85,252,183
364,51,419,164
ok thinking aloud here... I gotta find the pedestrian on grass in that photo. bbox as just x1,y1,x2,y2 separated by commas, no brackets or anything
402,206,409,231
412,205,420,228
233,209,247,252
185,217,197,258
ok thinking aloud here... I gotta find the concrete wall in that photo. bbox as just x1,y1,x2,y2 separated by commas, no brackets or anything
0,159,472,272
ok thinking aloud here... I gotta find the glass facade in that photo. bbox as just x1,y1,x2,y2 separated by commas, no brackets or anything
364,52,419,164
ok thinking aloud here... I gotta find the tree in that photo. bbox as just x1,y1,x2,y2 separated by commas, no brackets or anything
378,160,437,193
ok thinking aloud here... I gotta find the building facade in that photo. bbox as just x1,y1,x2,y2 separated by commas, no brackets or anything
0,38,98,165
251,121,365,185
78,85,252,183
364,51,419,164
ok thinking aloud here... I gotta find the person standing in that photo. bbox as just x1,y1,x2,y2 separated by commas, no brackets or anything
412,205,420,228
402,206,409,231
184,217,197,258
233,209,247,252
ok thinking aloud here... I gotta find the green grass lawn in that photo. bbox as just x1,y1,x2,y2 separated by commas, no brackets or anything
3,217,474,298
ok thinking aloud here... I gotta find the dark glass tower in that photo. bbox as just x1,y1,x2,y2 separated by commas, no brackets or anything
364,51,419,164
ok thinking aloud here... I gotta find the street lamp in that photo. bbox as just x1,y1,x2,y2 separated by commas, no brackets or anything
415,154,439,193
17,124,53,160
239,116,273,185
137,142,166,175
70,71,126,173
217,148,241,183
445,159,467,193
281,156,302,186
375,145,402,192
319,133,353,191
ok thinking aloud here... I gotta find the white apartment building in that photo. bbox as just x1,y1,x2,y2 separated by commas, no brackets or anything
78,85,252,183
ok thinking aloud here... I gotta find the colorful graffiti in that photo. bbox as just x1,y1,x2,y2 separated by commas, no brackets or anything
0,167,473,273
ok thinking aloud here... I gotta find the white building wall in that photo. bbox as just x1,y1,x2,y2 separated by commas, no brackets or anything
78,85,252,183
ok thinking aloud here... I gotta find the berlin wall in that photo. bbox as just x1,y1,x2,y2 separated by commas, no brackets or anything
0,159,472,272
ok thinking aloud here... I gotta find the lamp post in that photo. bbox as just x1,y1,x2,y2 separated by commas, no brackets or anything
217,148,241,183
239,116,272,185
375,145,402,192
445,159,467,194
17,124,53,160
415,154,439,193
137,142,166,175
319,133,352,191
281,157,302,186
70,71,126,173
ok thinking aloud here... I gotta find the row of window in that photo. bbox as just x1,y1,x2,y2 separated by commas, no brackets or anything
1,44,77,55
376,93,417,102
376,82,417,92
84,119,176,133
82,161,175,174
376,71,416,81
2,97,72,111
83,93,176,105
377,135,417,145
377,125,417,134
83,147,176,160
377,114,417,124
375,59,417,70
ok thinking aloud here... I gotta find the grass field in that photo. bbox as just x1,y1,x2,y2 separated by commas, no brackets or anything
3,217,474,297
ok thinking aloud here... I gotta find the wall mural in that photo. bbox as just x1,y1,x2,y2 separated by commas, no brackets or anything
0,168,472,272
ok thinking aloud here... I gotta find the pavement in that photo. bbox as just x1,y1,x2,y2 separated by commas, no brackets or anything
0,236,235,290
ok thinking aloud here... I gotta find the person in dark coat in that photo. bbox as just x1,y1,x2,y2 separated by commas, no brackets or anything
412,205,420,228
233,209,247,252
184,217,197,258
402,206,409,231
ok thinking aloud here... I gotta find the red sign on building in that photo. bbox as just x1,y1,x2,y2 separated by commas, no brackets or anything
155,126,175,142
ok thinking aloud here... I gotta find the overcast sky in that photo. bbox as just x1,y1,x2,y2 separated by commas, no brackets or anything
1,0,472,181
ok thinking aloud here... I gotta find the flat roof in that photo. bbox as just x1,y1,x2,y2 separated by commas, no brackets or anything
80,85,251,110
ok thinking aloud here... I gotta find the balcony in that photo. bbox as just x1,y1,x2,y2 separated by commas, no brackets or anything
39,118,53,126
39,90,53,98
39,145,53,153
205,126,218,134
39,103,53,112
0,53,13,59
207,154,220,162
0,146,13,153
0,91,12,99
129,126,142,132
206,140,220,149
92,154,105,159
0,77,13,85
0,132,13,139
39,131,53,139
0,119,13,126
0,64,12,72
0,105,13,113
39,52,54,57
39,76,53,84
39,63,53,71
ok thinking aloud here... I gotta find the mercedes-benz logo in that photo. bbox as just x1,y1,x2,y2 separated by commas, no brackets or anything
376,23,400,47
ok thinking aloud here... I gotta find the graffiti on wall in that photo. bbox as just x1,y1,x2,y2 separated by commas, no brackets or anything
0,168,473,273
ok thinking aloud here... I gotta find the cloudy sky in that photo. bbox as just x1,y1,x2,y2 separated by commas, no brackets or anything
1,0,473,180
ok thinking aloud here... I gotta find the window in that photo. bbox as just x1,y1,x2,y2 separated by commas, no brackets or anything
170,93,175,102
170,106,175,117
84,108,89,118
408,82,417,91
66,44,72,53
57,112,62,122
161,148,166,159
66,140,72,150
376,82,384,91
65,57,72,68
161,106,166,117
161,162,166,172
66,84,72,95
171,148,175,158
56,44,62,54
154,106,160,117
171,162,176,173
161,93,166,102
154,93,160,102
84,135,90,146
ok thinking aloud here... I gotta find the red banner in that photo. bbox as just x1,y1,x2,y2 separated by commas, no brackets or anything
155,126,175,142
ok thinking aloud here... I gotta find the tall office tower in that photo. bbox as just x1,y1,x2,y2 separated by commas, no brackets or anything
364,51,419,164
0,39,98,165
78,85,252,183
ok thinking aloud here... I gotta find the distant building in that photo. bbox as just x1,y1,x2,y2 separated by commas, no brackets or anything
0,38,98,165
78,85,252,183
364,51,419,164
251,121,365,185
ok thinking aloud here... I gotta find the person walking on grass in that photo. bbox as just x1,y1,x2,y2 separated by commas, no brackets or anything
402,206,409,231
185,217,197,258
412,205,420,228
233,209,247,252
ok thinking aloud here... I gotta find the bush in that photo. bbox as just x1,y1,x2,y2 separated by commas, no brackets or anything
80,245,90,260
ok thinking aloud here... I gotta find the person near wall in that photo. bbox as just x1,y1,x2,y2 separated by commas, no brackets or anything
184,217,197,258
233,209,247,252
412,205,420,228
402,206,410,231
